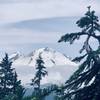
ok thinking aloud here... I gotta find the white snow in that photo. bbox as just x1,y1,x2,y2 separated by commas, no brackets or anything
11,47,77,67
10,48,78,86
88,76,95,86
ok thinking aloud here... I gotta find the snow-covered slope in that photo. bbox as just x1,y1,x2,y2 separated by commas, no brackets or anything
10,47,76,67
10,47,78,86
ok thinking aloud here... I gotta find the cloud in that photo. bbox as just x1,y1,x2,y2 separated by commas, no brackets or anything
0,0,34,3
0,0,99,23
0,28,62,56
0,0,99,57
0,28,61,45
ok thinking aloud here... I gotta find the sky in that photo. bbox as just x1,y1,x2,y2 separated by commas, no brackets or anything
0,0,99,58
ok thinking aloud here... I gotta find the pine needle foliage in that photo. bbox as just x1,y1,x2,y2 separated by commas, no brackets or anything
57,6,100,100
0,53,25,100
31,54,48,100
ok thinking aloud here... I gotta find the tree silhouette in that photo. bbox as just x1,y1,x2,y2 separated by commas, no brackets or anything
31,54,48,100
58,6,100,100
0,53,25,100
12,71,25,100
0,53,14,99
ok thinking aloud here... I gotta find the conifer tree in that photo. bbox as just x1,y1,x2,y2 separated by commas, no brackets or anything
31,54,48,100
58,6,100,100
0,53,25,100
12,71,25,100
0,53,14,99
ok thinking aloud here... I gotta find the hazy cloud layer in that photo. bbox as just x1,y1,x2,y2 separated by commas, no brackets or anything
0,0,99,23
0,0,99,56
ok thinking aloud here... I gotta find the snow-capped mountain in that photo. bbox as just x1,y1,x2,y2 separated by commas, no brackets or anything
10,48,78,86
10,47,76,67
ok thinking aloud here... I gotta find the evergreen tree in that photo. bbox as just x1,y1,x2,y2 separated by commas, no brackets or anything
0,53,25,100
12,71,25,100
57,6,100,100
0,53,14,99
31,54,48,100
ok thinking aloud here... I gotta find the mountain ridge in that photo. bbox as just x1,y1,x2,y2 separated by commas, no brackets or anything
10,47,77,67
8,47,78,86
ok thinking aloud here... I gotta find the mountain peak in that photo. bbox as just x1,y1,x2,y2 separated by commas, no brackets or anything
9,51,21,61
11,47,77,67
9,48,78,85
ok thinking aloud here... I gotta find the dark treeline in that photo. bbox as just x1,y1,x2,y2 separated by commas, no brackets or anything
0,54,25,100
0,53,57,100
